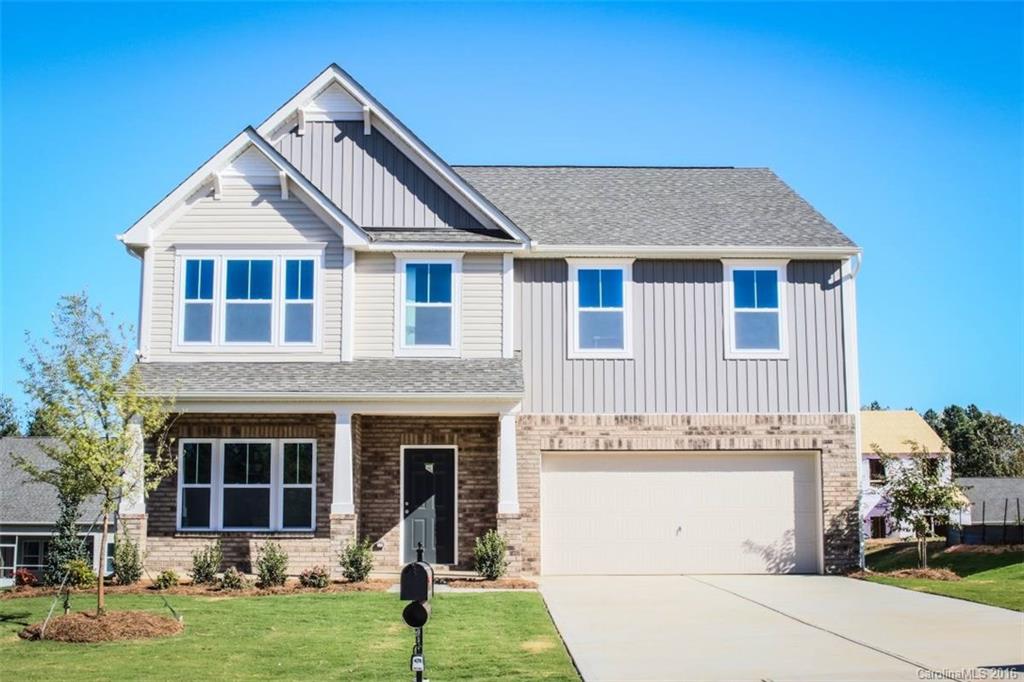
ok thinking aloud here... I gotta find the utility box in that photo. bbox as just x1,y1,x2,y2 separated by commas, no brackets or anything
400,561,434,602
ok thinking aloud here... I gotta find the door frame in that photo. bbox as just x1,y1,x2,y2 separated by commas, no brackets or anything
399,444,459,566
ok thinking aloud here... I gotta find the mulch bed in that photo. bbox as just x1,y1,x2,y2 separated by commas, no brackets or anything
2,578,395,600
438,577,537,590
852,568,962,582
944,544,1023,554
20,610,183,643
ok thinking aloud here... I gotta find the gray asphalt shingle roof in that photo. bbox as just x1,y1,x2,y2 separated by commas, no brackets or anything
1,438,107,525
364,227,515,244
452,166,856,248
135,357,523,397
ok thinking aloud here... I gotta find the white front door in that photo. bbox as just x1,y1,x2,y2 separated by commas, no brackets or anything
540,451,822,575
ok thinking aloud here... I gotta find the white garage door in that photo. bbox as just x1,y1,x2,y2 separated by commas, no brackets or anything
541,451,821,575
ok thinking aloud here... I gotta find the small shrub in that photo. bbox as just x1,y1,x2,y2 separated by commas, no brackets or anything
219,566,249,590
13,568,37,587
190,540,223,585
338,537,374,583
113,537,143,585
255,541,289,587
299,565,331,589
473,529,509,580
64,559,96,588
153,569,178,590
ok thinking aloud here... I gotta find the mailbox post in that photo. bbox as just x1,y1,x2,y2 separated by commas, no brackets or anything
400,543,434,682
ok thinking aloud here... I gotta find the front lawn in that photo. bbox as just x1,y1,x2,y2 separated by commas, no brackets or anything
864,542,1024,611
0,591,579,681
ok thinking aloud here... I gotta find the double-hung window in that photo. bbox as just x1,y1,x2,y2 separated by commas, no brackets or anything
568,259,633,358
724,260,788,358
283,259,315,343
225,259,274,343
180,442,213,529
178,439,316,532
396,256,460,356
183,259,215,342
176,250,321,350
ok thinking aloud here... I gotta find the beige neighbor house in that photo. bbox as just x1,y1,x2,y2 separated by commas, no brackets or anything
116,64,863,577
860,410,951,539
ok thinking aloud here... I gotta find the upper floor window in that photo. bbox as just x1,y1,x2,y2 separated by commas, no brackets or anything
395,256,461,357
868,458,886,485
723,260,788,358
176,249,321,351
183,259,215,342
568,259,633,359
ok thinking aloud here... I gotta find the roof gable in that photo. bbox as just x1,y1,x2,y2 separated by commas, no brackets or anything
119,128,369,249
257,64,529,245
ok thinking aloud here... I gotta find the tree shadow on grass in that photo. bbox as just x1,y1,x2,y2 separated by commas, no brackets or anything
0,611,32,627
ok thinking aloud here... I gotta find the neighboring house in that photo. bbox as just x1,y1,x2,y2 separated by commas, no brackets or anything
0,438,116,586
860,410,951,539
954,477,1024,527
116,64,863,577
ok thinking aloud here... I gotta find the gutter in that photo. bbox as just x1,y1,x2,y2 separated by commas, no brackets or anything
150,391,524,402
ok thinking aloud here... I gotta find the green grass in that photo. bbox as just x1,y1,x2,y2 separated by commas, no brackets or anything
864,542,1024,611
0,591,579,681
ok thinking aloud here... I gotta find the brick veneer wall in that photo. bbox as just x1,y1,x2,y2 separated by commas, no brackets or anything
141,413,340,574
504,413,860,576
357,415,499,571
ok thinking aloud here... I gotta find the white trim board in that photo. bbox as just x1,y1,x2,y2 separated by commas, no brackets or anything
256,64,530,246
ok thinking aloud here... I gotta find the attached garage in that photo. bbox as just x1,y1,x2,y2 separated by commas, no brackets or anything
540,451,822,575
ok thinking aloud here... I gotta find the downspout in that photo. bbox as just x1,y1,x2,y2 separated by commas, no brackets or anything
842,253,865,569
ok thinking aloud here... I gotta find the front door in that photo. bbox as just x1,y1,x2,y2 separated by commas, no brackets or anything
403,447,456,564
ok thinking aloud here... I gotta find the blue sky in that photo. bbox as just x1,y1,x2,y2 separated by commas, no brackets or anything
1,2,1021,421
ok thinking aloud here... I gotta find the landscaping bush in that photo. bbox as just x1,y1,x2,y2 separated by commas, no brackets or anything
219,567,249,590
255,541,289,587
473,529,509,580
153,570,178,590
65,559,96,588
338,538,374,582
299,565,331,588
190,540,223,585
13,568,37,587
113,536,143,585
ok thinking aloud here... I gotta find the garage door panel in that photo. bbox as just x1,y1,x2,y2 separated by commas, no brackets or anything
541,451,821,575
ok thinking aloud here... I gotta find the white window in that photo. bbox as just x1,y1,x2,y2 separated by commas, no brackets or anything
176,439,317,532
568,259,633,359
723,260,789,358
175,249,322,351
395,255,461,357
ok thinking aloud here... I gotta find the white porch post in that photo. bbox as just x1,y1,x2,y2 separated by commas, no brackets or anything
331,408,355,515
497,411,520,515
118,416,146,516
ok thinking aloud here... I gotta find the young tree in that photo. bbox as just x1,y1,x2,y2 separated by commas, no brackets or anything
43,489,90,588
14,293,175,614
0,394,20,436
876,440,969,568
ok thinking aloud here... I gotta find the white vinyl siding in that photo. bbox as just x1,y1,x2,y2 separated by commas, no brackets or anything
148,183,343,361
354,252,503,358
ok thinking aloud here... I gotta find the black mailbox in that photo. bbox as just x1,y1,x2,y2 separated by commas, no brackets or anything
400,560,434,602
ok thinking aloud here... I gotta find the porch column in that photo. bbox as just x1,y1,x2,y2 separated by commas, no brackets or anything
331,408,355,514
497,412,520,515
119,416,146,516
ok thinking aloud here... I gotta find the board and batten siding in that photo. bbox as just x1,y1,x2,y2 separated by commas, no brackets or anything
274,121,483,230
148,183,344,361
354,252,503,358
514,259,848,414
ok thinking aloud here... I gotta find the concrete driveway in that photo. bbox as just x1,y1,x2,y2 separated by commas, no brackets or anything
541,575,1024,681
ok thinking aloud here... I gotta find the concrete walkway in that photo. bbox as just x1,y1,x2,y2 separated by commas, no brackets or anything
540,575,1024,681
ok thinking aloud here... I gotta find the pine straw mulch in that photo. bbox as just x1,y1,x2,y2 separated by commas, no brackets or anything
436,577,537,590
19,610,183,643
2,578,395,600
852,568,962,582
944,543,1024,554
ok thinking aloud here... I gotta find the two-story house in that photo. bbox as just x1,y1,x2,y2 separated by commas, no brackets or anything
116,64,862,577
